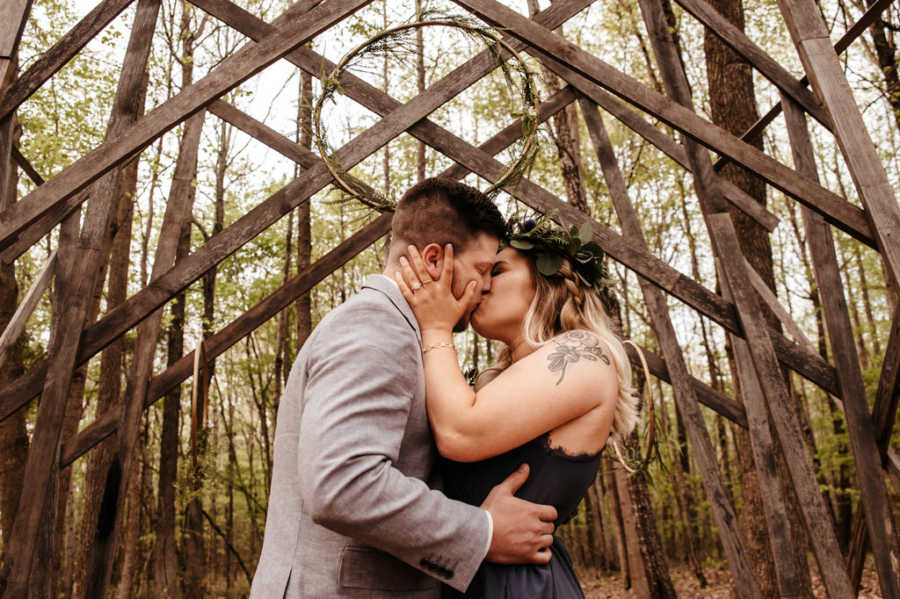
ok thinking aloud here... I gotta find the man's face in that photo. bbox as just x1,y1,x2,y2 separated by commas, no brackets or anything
450,232,500,332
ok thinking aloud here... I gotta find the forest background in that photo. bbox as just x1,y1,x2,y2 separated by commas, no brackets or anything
0,0,897,596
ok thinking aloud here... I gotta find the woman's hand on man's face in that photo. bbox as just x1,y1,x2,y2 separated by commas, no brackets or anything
395,244,479,334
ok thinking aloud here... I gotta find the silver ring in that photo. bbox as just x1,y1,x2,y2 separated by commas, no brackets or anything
412,281,422,291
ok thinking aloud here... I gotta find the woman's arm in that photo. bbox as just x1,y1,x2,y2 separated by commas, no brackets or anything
396,247,618,462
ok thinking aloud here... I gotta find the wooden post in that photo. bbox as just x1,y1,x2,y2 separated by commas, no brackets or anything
0,0,160,593
781,92,900,598
578,96,763,599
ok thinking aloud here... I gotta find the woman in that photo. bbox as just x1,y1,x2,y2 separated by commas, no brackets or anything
394,217,641,598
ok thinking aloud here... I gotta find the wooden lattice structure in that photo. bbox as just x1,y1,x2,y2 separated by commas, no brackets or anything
0,0,898,596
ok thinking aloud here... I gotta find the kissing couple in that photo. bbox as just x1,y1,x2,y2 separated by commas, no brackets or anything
250,178,640,598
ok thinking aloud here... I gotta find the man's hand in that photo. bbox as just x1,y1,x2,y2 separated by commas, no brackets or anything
482,464,557,565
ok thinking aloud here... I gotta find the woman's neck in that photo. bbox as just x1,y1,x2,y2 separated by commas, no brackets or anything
508,335,536,363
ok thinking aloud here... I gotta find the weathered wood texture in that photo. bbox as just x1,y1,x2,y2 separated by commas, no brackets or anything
579,96,763,599
628,0,856,595
674,0,829,128
448,0,875,250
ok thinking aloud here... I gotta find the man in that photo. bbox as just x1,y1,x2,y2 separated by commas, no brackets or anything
251,178,557,598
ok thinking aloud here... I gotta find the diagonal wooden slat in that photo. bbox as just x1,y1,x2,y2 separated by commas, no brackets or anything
0,0,134,120
0,0,160,592
579,96,763,599
0,0,374,251
713,0,897,173
587,88,780,232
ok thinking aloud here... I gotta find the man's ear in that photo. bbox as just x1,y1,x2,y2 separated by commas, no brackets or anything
420,243,444,280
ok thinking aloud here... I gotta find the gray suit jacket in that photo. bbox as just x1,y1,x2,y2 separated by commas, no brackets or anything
250,275,490,598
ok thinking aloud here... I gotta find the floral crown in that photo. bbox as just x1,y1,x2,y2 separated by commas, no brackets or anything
506,213,611,300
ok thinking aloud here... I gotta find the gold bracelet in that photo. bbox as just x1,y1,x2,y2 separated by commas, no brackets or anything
423,341,456,354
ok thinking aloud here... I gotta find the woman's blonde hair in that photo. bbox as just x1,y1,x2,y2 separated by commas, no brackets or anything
485,254,640,444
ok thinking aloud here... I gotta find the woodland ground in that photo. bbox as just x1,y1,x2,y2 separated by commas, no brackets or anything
580,558,885,598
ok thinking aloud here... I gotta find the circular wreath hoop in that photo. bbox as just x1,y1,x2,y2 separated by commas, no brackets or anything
312,17,541,210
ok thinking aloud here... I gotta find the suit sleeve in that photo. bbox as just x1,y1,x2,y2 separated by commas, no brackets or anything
297,299,491,591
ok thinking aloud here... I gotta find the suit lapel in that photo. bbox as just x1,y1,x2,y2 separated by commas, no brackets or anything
362,274,422,350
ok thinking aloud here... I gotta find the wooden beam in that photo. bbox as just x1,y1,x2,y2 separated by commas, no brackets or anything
713,0,896,173
673,0,831,129
874,302,900,460
579,96,763,598
0,0,374,251
449,0,877,250
846,302,900,589
632,0,856,595
777,0,900,297
589,86,780,232
12,145,43,185
83,107,206,596
0,191,86,264
0,0,32,99
0,251,54,366
0,0,134,120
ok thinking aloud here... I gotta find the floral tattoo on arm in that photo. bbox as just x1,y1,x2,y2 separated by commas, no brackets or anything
547,331,610,385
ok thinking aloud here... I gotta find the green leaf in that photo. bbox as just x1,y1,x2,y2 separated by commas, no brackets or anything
579,222,593,244
536,252,563,276
510,239,534,250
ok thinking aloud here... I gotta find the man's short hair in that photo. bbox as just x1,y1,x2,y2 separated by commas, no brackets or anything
391,178,506,250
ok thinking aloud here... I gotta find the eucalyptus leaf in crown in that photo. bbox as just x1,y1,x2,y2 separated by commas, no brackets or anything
507,213,613,306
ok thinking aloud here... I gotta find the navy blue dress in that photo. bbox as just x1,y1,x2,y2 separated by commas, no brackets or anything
440,432,603,599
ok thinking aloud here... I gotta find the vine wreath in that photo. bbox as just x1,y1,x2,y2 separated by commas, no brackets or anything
312,14,541,210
